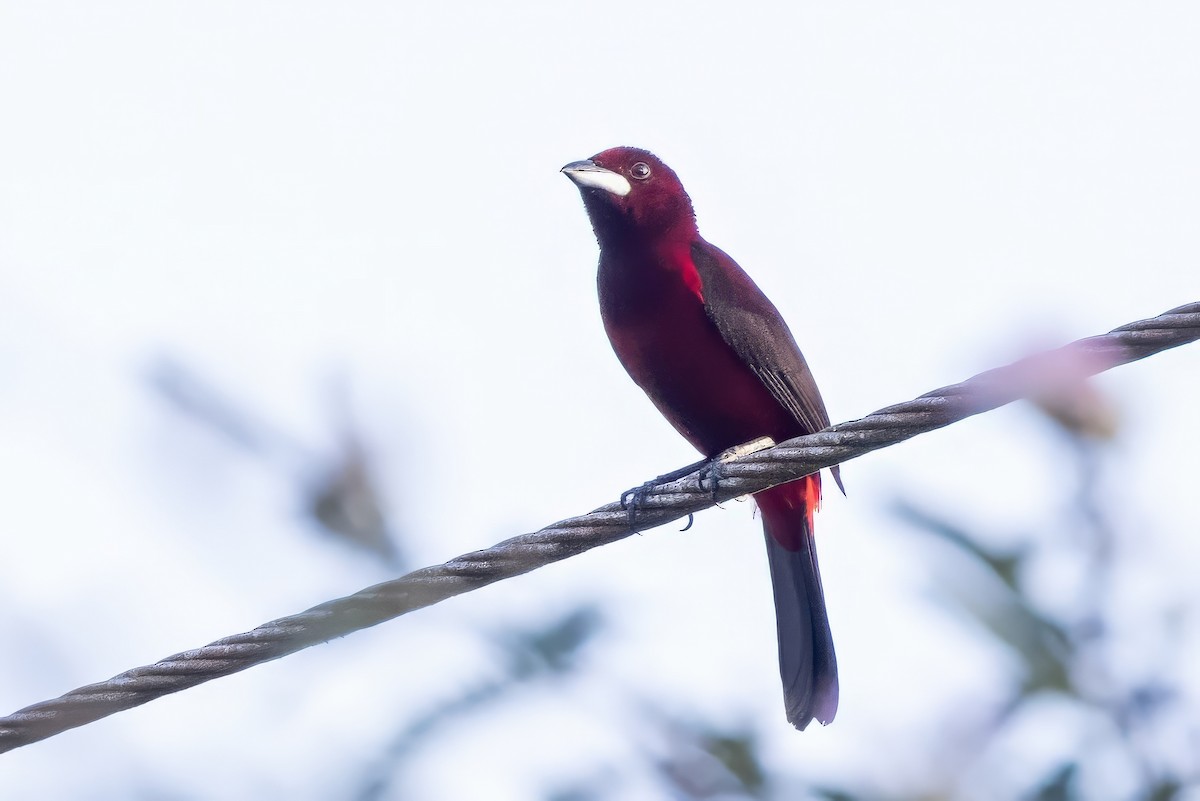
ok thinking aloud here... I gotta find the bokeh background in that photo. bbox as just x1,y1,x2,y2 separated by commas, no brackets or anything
1,2,1198,799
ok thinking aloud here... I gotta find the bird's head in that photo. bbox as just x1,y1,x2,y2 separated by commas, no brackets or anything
561,147,698,244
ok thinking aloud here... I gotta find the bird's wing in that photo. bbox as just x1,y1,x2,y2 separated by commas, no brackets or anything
691,241,844,491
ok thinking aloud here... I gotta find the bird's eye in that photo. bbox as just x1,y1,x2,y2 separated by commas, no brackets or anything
630,162,652,180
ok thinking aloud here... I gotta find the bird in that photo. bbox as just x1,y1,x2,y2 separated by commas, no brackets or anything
562,147,842,729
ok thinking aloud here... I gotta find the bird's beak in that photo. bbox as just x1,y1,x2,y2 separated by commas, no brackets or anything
561,159,632,197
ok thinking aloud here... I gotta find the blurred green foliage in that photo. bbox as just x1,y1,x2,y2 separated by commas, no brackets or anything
150,363,1195,800
362,385,1195,800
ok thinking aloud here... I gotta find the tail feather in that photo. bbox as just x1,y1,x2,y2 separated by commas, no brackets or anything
758,479,838,729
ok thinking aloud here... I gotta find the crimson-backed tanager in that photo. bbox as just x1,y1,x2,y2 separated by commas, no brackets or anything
562,147,843,729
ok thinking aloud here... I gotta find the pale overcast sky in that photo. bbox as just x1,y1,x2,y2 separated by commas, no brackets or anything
1,2,1197,798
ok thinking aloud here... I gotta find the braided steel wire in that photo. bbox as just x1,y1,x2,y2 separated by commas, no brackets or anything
1,301,1196,754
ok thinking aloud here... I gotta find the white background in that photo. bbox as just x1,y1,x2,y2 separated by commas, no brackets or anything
1,2,1197,798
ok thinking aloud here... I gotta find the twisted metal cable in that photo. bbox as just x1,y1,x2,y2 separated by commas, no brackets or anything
1,301,1196,754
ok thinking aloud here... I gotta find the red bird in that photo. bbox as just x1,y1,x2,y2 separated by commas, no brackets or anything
562,147,842,729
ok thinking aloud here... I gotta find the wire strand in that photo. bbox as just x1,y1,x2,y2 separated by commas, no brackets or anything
1,301,1196,754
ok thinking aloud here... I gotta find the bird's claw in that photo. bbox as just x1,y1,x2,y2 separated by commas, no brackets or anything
619,438,773,528
619,456,710,528
622,481,696,532
699,436,776,502
619,438,777,525
620,480,659,526
697,460,726,502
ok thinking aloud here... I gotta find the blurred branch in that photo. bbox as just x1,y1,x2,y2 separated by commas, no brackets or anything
307,434,401,568
0,301,1196,755
891,359,1199,801
647,716,767,800
148,357,313,466
894,500,1073,695
355,606,603,801
149,357,402,566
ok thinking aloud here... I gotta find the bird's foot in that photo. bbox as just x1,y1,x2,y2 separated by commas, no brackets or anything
619,437,775,529
698,436,777,502
620,457,709,528
618,479,657,527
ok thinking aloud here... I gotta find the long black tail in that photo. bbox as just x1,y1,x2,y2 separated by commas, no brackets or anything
759,492,839,729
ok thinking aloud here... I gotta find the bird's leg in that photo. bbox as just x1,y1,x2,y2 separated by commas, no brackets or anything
621,436,776,526
698,436,777,501
620,457,710,526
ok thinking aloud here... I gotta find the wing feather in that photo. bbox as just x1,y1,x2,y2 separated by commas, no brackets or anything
691,241,844,492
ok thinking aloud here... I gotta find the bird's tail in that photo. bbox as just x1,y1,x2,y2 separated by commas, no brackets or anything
756,476,839,729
